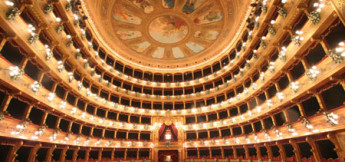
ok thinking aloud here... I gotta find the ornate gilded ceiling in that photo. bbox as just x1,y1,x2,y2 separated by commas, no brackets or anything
82,0,251,71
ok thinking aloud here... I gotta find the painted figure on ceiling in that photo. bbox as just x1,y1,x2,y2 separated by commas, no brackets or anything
163,0,175,8
129,0,153,13
183,0,195,14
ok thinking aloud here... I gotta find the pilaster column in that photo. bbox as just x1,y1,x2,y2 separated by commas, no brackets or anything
276,141,286,161
60,146,69,162
271,115,278,127
221,147,224,159
98,148,103,161
289,139,301,161
89,127,94,136
45,145,56,162
55,117,61,129
197,147,200,158
72,147,79,162
67,122,73,132
233,146,238,159
254,145,261,160
327,132,345,160
282,109,290,123
6,140,23,162
23,105,33,120
264,143,273,161
149,149,152,160
209,147,212,159
0,95,12,112
40,112,48,125
111,148,115,160
85,148,91,161
244,145,249,160
28,143,41,162
306,137,321,161
0,38,7,50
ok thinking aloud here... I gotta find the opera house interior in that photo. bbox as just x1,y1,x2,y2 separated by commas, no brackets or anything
0,0,345,161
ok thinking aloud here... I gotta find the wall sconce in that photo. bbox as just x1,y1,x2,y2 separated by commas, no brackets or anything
278,7,287,17
30,81,41,93
47,93,55,102
323,111,339,125
59,101,66,109
292,30,304,46
9,66,23,80
306,66,320,80
57,61,64,72
56,24,64,34
262,0,268,13
12,120,29,135
245,136,250,143
260,37,267,49
277,92,284,102
267,99,273,108
70,107,77,114
268,20,276,35
43,4,54,14
273,127,282,138
301,117,313,129
27,24,38,44
279,46,287,62
259,72,265,81
290,81,299,93
189,140,194,146
95,139,101,146
264,130,271,140
328,41,344,63
84,137,91,145
77,81,82,90
309,0,324,24
33,125,46,139
49,129,59,141
6,6,20,20
45,44,53,60
234,137,240,144
81,112,86,119
67,72,74,83
285,123,296,134
268,61,275,73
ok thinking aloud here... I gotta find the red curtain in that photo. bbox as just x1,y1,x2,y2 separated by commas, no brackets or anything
171,124,178,137
159,124,178,141
159,123,166,137
158,150,179,162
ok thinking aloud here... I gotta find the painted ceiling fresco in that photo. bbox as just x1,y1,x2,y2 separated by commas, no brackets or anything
111,0,224,59
83,0,252,70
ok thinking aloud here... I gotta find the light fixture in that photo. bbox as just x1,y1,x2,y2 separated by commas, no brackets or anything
57,61,64,72
30,81,41,93
45,44,53,60
5,1,14,6
277,92,284,102
323,111,339,125
301,117,313,129
290,81,299,93
70,107,77,114
47,93,55,102
292,30,304,46
306,66,320,80
328,41,344,63
9,66,23,80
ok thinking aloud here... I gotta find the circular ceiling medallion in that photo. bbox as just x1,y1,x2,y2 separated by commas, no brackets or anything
148,15,188,44
82,0,252,71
